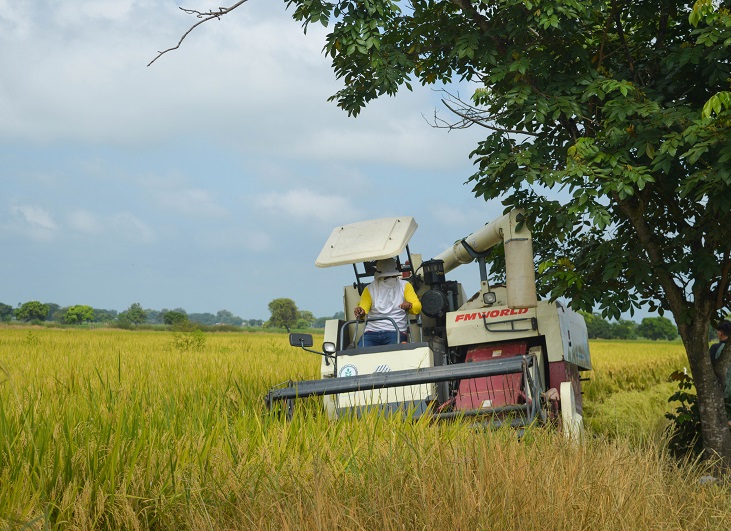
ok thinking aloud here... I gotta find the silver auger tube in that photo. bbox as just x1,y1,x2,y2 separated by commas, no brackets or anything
432,209,537,309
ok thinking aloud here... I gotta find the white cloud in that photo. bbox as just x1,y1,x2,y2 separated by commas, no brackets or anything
0,0,485,179
54,0,138,25
0,1,336,146
242,231,272,252
14,205,56,229
4,203,156,244
0,0,485,176
110,212,155,243
290,96,481,171
156,187,229,218
204,228,273,253
0,0,35,37
6,204,58,240
68,209,102,234
253,188,364,224
430,203,503,229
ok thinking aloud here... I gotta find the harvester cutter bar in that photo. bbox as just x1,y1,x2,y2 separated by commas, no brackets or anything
265,355,533,407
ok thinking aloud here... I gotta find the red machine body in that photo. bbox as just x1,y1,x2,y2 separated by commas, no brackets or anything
455,342,528,410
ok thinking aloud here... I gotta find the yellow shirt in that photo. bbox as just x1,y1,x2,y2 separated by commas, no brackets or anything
358,281,422,315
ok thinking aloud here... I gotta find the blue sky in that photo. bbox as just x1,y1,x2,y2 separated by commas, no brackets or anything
2,0,507,320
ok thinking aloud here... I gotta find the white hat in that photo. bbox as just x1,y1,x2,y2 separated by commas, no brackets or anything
374,258,399,279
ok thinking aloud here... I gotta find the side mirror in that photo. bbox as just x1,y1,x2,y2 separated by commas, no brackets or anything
288,334,335,362
322,342,336,355
289,333,313,348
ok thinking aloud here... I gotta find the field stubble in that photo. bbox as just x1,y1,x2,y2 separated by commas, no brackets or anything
0,328,728,530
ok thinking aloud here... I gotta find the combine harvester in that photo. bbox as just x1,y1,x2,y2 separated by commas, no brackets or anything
265,210,591,437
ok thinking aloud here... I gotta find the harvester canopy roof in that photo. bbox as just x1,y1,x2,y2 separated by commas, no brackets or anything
315,216,417,268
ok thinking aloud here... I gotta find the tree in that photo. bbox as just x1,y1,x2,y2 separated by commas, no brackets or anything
189,312,217,325
50,307,67,323
15,301,50,322
610,320,638,340
580,311,639,339
297,310,315,327
216,309,244,326
121,303,147,326
157,1,731,464
0,303,14,322
579,311,613,339
93,308,118,323
45,303,60,321
638,317,678,341
267,298,299,329
62,305,95,325
145,309,162,324
163,310,188,326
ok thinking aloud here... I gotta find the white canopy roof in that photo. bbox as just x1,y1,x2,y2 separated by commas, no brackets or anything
315,217,417,268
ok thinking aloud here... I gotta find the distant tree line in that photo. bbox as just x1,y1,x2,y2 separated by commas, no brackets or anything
6,299,681,340
0,301,260,328
0,299,340,330
578,311,678,341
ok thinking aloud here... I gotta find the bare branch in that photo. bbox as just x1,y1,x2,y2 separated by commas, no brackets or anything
148,1,250,67
441,100,539,136
425,89,539,136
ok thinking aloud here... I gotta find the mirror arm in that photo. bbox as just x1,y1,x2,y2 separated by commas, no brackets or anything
298,341,336,360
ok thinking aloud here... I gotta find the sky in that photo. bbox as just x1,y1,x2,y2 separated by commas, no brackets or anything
1,0,507,320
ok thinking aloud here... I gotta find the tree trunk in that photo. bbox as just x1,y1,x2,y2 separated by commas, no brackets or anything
616,196,731,468
677,312,731,471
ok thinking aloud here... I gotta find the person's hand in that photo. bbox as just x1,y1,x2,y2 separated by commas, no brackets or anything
354,306,366,319
399,302,412,311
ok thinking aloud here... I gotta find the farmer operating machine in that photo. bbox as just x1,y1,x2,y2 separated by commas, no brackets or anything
265,210,592,436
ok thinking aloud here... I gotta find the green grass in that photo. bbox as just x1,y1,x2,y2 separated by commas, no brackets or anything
0,329,728,529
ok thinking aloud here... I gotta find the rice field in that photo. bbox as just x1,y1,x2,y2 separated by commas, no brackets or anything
583,340,689,443
0,327,729,530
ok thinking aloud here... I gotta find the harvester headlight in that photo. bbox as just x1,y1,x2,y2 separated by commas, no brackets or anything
483,292,497,305
322,342,336,355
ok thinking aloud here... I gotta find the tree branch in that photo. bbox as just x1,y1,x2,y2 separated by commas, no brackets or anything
614,195,689,319
611,0,640,85
438,100,539,136
596,8,612,71
448,0,491,33
148,1,250,67
426,89,539,136
448,0,506,55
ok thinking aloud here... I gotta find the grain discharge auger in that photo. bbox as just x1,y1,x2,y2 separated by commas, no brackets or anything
265,210,592,437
